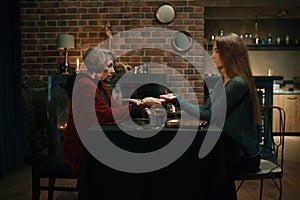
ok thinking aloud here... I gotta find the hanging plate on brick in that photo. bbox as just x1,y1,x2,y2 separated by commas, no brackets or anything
156,3,175,24
173,31,192,52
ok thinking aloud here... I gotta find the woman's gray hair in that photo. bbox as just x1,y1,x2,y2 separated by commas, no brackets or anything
83,46,112,73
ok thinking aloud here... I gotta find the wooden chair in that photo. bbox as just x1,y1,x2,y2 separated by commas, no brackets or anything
23,79,78,200
235,106,286,200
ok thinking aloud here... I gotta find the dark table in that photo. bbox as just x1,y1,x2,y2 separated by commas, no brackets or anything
77,124,237,200
254,75,283,107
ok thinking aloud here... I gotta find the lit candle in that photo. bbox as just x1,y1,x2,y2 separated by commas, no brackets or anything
76,58,79,71
171,104,176,113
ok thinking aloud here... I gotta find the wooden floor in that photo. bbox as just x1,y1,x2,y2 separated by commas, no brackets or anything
0,136,300,200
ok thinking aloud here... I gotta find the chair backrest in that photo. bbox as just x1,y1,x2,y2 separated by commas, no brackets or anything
259,106,286,167
23,79,54,166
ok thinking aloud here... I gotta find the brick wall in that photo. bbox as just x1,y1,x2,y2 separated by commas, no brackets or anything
20,0,206,160
20,0,205,103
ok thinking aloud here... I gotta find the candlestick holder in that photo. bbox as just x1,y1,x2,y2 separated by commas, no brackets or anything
57,34,74,74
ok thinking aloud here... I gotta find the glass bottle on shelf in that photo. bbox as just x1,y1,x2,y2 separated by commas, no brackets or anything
243,34,248,44
210,35,215,45
267,33,272,45
285,34,289,45
254,36,260,45
253,21,260,45
276,36,281,45
220,29,224,36
248,34,253,44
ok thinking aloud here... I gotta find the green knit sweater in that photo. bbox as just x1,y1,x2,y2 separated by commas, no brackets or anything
175,75,260,157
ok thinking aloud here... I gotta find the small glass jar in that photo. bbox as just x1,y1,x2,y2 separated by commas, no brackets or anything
276,36,281,45
285,34,289,45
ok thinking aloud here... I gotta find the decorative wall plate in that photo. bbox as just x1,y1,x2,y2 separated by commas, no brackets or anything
173,31,192,51
156,3,175,24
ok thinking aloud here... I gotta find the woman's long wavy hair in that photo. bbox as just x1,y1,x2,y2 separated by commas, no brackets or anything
214,32,261,124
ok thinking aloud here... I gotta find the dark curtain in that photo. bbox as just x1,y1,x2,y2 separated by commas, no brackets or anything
0,0,23,177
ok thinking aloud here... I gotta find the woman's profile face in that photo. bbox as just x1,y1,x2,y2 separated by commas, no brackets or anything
210,42,223,68
97,57,115,82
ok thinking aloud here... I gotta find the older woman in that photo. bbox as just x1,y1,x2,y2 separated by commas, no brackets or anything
62,46,162,176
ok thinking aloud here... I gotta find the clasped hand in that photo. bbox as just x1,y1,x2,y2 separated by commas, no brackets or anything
131,93,176,108
142,97,164,107
159,93,176,102
144,93,176,106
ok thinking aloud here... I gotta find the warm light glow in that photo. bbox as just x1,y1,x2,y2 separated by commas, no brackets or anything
76,58,79,71
57,34,74,50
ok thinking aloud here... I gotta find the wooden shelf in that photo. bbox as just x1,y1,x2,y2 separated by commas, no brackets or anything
205,44,300,51
247,44,300,50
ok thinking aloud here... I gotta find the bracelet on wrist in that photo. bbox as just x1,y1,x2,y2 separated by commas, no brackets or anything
139,99,146,108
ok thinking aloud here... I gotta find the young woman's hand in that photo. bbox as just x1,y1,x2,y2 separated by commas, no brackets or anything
142,97,164,107
159,93,176,102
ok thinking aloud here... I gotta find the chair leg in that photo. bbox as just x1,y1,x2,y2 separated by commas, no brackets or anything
32,174,40,200
259,179,264,200
235,180,245,192
271,177,282,200
279,178,282,200
48,178,55,200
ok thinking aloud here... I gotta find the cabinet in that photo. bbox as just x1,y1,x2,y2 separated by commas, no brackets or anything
273,94,300,133
204,7,300,51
